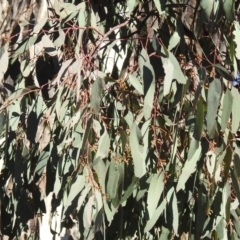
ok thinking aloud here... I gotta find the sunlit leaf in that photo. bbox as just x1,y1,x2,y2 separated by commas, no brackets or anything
90,78,104,115
147,172,164,219
221,89,233,131
232,87,240,133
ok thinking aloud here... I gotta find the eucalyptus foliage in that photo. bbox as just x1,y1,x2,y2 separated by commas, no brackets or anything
1,0,240,239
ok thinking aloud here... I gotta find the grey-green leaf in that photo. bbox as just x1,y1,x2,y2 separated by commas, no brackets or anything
130,122,145,178
221,89,233,131
176,145,202,192
232,87,240,133
207,78,222,134
147,172,164,219
106,161,120,199
90,78,104,114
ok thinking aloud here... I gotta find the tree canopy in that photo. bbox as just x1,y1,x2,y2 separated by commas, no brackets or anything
1,0,240,239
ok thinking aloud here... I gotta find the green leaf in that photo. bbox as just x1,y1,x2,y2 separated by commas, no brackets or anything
0,44,9,79
54,28,66,47
33,15,48,34
36,117,51,152
231,168,240,203
76,185,91,212
223,132,233,184
141,120,150,166
127,0,136,15
233,22,240,59
196,183,208,239
223,182,231,223
9,101,21,131
207,78,222,134
35,150,49,175
200,0,214,18
172,191,179,236
20,60,31,77
161,50,187,96
120,177,138,204
195,97,204,140
130,122,145,178
222,0,234,22
176,144,202,192
90,78,104,115
0,112,6,133
162,57,173,96
221,89,233,131
128,73,143,95
93,129,110,166
168,31,180,51
153,0,164,13
215,64,233,81
14,36,37,56
147,172,164,219
139,49,155,119
144,187,174,233
41,35,58,57
106,161,120,199
65,175,85,211
159,226,171,240
231,87,240,133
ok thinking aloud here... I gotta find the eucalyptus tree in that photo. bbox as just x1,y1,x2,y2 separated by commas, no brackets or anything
1,0,240,239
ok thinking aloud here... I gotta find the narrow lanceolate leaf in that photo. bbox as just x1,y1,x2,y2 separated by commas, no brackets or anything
233,22,240,59
35,151,49,175
222,0,234,22
90,78,104,114
232,87,240,133
144,187,174,233
172,191,179,236
139,49,155,120
127,0,136,14
161,50,187,96
221,89,233,131
106,161,120,199
200,0,214,18
147,172,164,219
162,58,173,96
153,0,163,13
176,145,202,192
207,78,222,134
65,175,85,211
0,43,9,80
195,97,204,140
130,122,145,178
168,31,180,51
223,132,233,184
93,129,110,166
128,74,143,95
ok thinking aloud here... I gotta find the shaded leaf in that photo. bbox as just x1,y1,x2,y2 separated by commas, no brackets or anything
130,122,145,178
176,144,202,192
207,78,222,134
222,0,234,22
144,187,174,232
139,49,155,119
